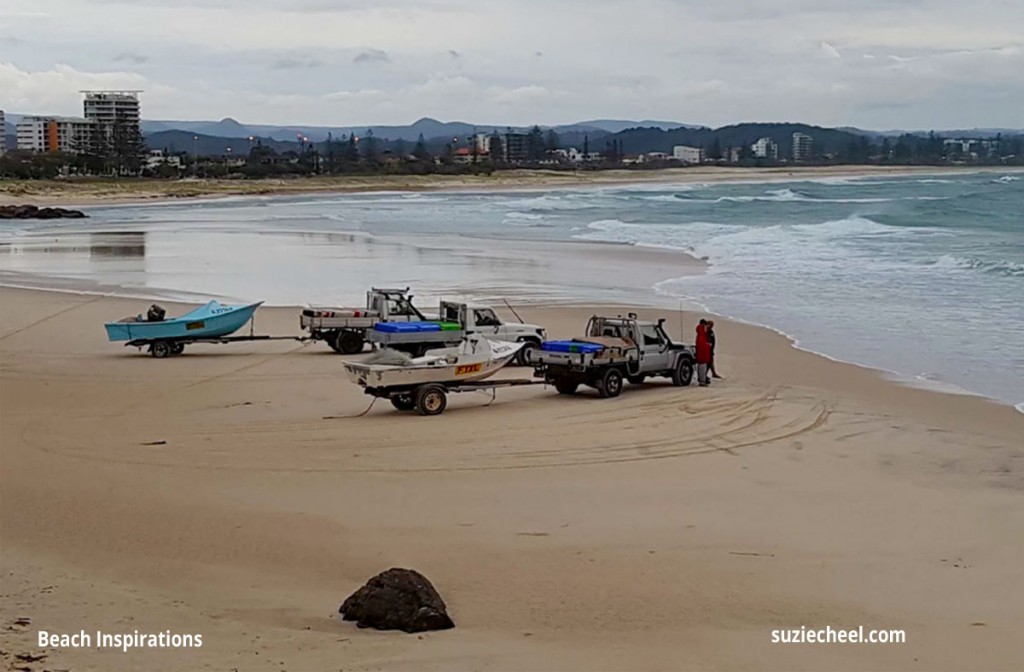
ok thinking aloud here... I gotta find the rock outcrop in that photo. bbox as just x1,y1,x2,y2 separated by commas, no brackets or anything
339,568,454,633
0,205,87,219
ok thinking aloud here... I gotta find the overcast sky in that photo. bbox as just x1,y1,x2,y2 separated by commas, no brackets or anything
2,0,1022,129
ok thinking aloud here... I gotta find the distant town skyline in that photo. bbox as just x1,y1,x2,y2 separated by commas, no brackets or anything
2,0,1022,129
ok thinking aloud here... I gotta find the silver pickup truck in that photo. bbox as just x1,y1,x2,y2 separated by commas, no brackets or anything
528,314,695,397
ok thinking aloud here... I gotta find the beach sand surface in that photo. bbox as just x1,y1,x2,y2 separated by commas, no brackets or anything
3,165,1020,206
1,287,1022,671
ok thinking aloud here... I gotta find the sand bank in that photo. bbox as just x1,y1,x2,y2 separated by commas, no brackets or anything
1,287,1022,671
3,165,1020,206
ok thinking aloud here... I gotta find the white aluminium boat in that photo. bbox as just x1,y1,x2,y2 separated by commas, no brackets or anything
343,335,523,389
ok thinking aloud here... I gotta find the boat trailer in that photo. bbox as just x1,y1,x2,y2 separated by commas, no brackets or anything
352,378,544,416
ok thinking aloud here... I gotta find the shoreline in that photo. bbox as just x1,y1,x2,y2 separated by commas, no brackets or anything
2,279,1018,415
2,165,1021,207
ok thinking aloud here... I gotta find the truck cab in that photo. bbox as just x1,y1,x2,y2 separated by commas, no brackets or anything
440,301,547,365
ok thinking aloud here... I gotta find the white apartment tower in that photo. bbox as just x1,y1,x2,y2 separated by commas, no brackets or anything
751,137,778,159
792,132,813,161
83,90,141,127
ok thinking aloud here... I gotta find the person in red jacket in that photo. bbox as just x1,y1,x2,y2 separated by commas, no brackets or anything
695,319,712,386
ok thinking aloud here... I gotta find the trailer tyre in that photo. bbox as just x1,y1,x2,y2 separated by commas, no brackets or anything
390,394,416,411
597,368,623,398
170,343,185,356
150,342,172,358
334,330,364,355
672,358,694,387
415,385,448,416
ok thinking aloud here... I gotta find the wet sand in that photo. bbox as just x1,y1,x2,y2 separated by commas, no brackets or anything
3,165,1019,207
1,287,1022,670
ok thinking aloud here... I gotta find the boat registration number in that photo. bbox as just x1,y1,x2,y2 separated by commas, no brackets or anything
186,320,206,331
455,363,483,375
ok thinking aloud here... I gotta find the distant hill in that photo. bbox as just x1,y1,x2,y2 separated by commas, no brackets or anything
137,116,695,143
572,119,699,133
610,122,866,156
144,130,298,156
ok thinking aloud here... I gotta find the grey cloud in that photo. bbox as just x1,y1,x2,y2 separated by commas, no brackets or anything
353,49,389,64
113,51,149,64
272,56,326,70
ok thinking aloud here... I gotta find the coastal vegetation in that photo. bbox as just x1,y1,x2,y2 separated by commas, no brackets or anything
2,121,1021,181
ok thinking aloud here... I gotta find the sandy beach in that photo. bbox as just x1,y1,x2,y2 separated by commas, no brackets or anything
1,286,1022,671
3,165,1019,206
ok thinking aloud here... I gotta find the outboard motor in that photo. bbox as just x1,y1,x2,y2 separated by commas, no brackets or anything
146,304,166,322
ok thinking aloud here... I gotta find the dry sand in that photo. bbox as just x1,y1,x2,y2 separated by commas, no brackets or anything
1,287,1022,671
3,165,1020,206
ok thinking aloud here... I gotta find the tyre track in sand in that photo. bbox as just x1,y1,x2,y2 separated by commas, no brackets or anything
19,388,834,473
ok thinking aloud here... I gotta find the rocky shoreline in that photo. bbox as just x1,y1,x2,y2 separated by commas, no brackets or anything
0,205,87,219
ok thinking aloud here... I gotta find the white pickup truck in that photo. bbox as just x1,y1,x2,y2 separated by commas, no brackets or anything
528,314,695,397
367,301,547,364
300,287,427,354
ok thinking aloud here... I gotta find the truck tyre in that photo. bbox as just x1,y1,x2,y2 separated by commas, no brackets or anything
325,330,343,353
597,368,623,398
554,380,578,395
333,330,364,355
672,358,694,387
515,339,538,367
390,393,416,411
627,374,646,385
415,385,448,416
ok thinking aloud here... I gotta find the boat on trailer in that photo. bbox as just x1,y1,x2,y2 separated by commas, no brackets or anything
343,335,533,415
104,300,273,357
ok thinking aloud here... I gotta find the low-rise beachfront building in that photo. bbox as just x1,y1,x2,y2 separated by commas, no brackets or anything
145,149,183,170
16,116,95,153
792,133,813,161
672,145,704,164
751,137,778,159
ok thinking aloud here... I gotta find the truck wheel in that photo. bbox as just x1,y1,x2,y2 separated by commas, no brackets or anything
150,342,171,358
515,340,538,366
415,385,448,416
672,358,694,387
325,330,343,353
390,394,416,411
335,331,364,355
627,374,646,385
597,368,623,398
554,380,578,395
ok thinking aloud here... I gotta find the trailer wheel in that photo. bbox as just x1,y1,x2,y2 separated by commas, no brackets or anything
596,368,623,398
672,358,694,387
390,394,416,411
515,340,538,367
150,341,172,359
333,330,364,355
325,331,343,353
415,385,448,416
554,380,578,395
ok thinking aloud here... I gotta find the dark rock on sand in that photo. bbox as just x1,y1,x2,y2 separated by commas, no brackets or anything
339,568,454,633
0,205,87,219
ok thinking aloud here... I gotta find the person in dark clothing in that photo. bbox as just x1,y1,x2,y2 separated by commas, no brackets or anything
707,320,722,379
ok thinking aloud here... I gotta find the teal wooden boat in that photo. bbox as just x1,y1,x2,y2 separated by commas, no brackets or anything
105,300,264,356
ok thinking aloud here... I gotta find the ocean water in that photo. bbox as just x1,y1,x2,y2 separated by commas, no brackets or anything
1,172,1021,408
